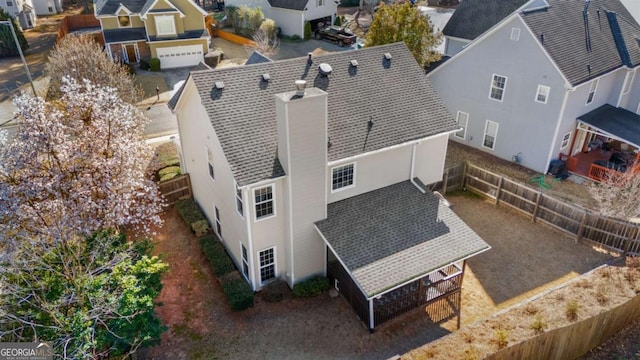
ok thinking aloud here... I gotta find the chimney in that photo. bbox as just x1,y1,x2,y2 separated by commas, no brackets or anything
295,80,306,96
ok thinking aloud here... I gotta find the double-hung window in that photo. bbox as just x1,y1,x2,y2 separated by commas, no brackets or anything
241,244,249,279
214,206,221,237
235,182,243,217
155,15,176,36
536,85,550,104
483,120,499,150
489,74,507,101
586,79,598,104
331,163,355,191
510,28,520,41
259,247,276,284
455,111,469,139
561,132,571,149
206,146,214,180
254,185,274,220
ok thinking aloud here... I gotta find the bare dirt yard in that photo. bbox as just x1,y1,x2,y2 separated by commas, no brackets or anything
139,191,615,359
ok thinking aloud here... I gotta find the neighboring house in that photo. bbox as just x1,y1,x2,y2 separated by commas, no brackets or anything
429,0,640,179
32,0,61,15
224,0,337,38
620,0,640,24
170,43,490,330
1,0,36,29
442,0,528,56
94,0,210,69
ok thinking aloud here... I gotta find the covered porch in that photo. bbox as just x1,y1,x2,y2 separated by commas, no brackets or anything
561,105,640,182
315,181,490,331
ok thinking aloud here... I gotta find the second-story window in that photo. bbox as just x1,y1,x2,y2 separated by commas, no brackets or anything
317,0,323,6
118,15,131,27
535,85,550,104
331,163,355,191
254,185,274,220
455,111,469,140
586,79,598,105
489,74,507,101
235,182,243,217
6,1,13,6
206,146,214,181
155,15,176,36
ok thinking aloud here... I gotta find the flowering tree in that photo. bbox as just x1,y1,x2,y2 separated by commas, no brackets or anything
0,230,168,358
45,35,143,103
0,77,164,243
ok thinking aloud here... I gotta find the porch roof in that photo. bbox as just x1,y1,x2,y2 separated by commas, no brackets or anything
315,181,490,298
577,104,640,149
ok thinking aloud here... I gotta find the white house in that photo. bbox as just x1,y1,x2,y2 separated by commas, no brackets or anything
32,0,62,15
1,0,36,29
170,43,490,330
224,0,337,38
430,0,640,180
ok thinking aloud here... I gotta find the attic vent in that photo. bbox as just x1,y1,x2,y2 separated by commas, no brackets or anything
384,53,392,60
262,73,270,81
319,63,333,75
214,81,225,89
350,59,358,67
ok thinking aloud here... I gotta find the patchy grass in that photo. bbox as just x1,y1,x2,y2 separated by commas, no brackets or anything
134,72,168,99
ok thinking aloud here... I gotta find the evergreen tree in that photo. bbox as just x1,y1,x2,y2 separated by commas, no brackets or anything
0,8,28,57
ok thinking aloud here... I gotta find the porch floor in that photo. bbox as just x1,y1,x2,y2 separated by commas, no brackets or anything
567,149,613,178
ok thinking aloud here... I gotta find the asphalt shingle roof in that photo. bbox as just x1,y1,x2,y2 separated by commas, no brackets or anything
102,27,147,43
148,29,205,41
315,181,490,297
266,0,307,10
96,0,150,15
182,43,458,186
245,50,273,65
442,0,528,40
521,0,640,86
578,104,640,148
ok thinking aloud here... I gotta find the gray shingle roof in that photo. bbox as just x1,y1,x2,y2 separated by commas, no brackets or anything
315,181,490,297
521,0,640,86
148,29,205,41
578,104,640,148
103,27,147,43
442,0,528,40
96,0,150,15
245,50,273,65
182,43,458,186
167,63,210,109
266,0,307,10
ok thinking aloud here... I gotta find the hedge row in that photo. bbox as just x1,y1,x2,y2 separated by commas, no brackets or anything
292,276,330,298
176,199,207,227
199,236,235,277
220,271,254,311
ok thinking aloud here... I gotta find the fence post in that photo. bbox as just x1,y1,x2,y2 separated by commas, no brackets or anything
622,225,636,258
442,168,449,194
576,212,587,243
495,176,503,206
532,191,542,222
462,162,468,189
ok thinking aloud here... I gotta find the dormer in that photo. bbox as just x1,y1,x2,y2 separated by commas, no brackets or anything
115,5,133,27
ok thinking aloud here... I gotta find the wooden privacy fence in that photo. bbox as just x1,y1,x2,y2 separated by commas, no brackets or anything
56,14,104,45
437,163,640,256
486,295,640,360
158,174,192,205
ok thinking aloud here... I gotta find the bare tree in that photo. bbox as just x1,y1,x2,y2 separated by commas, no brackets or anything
247,28,280,57
45,35,143,104
589,168,640,220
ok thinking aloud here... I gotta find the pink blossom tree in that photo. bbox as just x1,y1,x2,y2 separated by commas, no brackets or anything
0,77,164,243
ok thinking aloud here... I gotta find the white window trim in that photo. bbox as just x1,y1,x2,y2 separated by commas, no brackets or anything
454,111,469,140
510,28,520,41
235,181,244,218
535,85,550,104
206,145,215,182
586,79,598,105
118,15,132,28
214,205,222,238
155,15,176,36
241,242,250,281
482,120,499,150
253,184,276,222
317,0,323,6
330,162,356,193
622,70,635,95
560,131,571,149
489,74,507,102
258,246,277,286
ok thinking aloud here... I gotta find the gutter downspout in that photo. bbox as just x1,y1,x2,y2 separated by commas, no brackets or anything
544,87,571,172
244,187,257,290
410,143,426,194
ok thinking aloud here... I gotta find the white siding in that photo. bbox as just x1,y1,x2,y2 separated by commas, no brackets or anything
266,7,303,37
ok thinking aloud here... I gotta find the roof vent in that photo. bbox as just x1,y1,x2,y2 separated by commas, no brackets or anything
319,63,333,75
262,73,270,81
384,53,392,60
214,81,225,89
307,52,313,63
350,59,358,67
295,80,306,96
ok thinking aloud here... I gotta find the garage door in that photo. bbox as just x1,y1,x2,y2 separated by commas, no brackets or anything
156,45,204,69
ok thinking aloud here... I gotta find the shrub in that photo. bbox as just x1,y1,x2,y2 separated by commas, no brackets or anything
290,34,302,41
304,21,312,40
159,172,179,182
220,271,254,311
199,236,235,277
149,58,161,72
292,276,330,297
566,300,579,321
259,18,277,37
175,199,206,227
523,303,539,315
493,328,509,349
334,16,342,26
595,285,608,305
158,166,181,177
122,62,135,75
140,58,150,70
530,315,547,334
191,220,210,237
